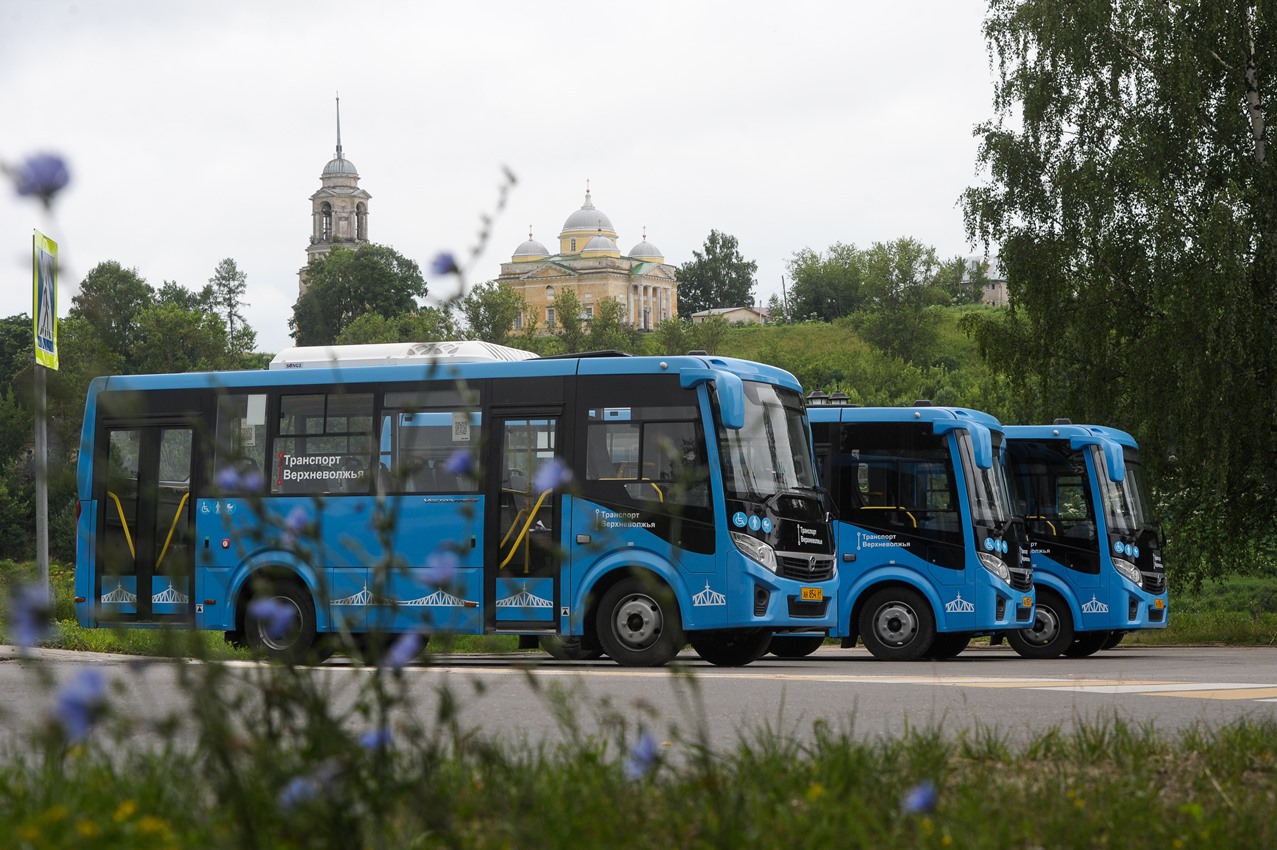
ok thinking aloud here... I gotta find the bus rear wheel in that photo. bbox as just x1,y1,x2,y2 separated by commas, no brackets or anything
768,635,826,658
1007,590,1073,659
596,576,684,667
1063,631,1110,658
244,580,321,664
859,587,936,661
690,630,771,666
540,634,604,661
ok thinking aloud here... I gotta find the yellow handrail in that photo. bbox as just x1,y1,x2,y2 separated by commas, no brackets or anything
106,491,136,559
156,492,190,567
500,488,553,572
859,505,918,528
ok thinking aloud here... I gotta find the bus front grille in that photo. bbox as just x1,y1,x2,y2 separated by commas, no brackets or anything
777,554,835,583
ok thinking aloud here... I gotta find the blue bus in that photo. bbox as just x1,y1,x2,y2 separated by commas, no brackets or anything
73,341,836,667
1000,422,1168,657
768,404,1034,660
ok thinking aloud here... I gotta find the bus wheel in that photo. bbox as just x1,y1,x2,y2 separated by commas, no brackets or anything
1007,590,1073,659
1063,631,1110,658
596,577,684,667
859,587,936,661
768,635,826,658
245,581,319,664
690,630,772,666
540,634,604,661
1102,631,1126,650
927,632,971,660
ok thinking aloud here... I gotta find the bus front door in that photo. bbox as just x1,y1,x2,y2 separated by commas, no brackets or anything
486,413,563,632
95,424,194,623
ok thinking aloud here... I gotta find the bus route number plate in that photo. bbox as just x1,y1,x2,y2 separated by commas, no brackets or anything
1154,598,1164,609
800,587,823,602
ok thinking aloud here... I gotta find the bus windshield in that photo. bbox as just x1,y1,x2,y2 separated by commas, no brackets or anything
1095,446,1156,535
719,382,817,500
958,430,1013,528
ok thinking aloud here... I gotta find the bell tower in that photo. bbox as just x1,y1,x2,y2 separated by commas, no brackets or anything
299,96,372,293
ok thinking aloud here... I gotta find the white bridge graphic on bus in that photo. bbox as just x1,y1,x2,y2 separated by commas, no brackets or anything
101,582,189,604
332,584,479,609
944,594,976,614
692,583,727,607
1081,595,1110,614
496,585,553,609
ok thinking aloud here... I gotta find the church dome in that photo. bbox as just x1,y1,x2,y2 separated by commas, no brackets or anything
629,237,663,262
322,154,359,177
561,189,616,237
513,230,549,262
581,233,620,258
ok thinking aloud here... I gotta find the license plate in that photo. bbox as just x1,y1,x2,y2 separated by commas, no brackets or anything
1022,596,1033,608
800,587,823,602
1154,598,1165,609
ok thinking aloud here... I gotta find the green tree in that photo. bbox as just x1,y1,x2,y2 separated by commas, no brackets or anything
132,303,232,374
459,280,526,345
290,244,427,346
209,258,257,356
651,317,695,355
962,0,1277,583
551,289,589,354
786,242,864,322
858,238,948,364
676,230,758,316
335,309,457,345
69,261,154,365
156,280,215,312
587,298,639,352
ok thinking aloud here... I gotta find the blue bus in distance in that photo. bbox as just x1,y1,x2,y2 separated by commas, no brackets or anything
1000,422,1168,657
73,342,836,667
770,404,1034,660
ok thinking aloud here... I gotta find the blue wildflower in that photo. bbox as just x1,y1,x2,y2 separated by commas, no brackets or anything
419,548,459,588
902,779,938,814
9,583,52,648
359,726,393,751
623,730,660,781
443,449,473,477
10,153,70,206
278,774,322,811
215,464,263,495
533,457,573,493
430,252,460,276
248,596,296,641
54,668,107,744
383,632,425,671
283,505,309,542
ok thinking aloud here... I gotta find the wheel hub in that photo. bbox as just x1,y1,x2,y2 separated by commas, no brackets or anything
613,594,661,649
873,601,918,646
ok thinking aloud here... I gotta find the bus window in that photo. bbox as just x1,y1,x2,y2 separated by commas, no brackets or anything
214,393,268,482
583,404,709,517
272,393,373,494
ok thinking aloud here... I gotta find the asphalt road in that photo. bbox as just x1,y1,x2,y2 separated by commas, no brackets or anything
4,644,1276,752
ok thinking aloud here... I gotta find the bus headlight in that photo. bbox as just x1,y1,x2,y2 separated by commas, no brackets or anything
1113,558,1142,587
732,532,778,572
978,552,1011,583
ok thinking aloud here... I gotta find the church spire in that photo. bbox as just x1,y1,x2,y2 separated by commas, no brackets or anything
335,93,344,159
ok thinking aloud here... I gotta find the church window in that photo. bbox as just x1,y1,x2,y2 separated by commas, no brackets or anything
355,203,367,240
570,238,577,252
546,307,556,329
514,313,524,331
545,286,554,301
321,203,333,241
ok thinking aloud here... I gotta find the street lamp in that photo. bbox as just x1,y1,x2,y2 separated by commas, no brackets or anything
829,391,849,405
806,389,829,406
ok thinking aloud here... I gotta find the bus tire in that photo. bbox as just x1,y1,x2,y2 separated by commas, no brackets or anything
927,632,971,660
768,635,826,658
859,587,936,661
596,576,684,667
1007,589,1073,659
690,629,772,666
244,580,320,664
540,634,604,661
1063,631,1110,658
1102,631,1126,650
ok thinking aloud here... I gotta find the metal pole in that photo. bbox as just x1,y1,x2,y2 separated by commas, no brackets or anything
34,362,49,601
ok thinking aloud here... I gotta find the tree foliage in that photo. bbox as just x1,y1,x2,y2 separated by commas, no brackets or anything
291,244,427,346
676,230,758,316
786,242,864,322
459,280,526,346
335,309,458,345
209,258,255,356
857,238,950,364
69,261,154,363
962,0,1277,583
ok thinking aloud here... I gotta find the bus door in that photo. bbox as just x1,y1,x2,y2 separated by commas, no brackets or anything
95,423,195,623
486,411,563,631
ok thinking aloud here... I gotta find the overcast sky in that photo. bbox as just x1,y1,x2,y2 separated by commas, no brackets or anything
1,0,998,354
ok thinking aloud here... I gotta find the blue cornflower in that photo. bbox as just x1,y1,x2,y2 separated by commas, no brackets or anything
430,252,459,276
443,449,473,477
215,465,263,495
278,760,341,812
419,548,459,588
248,596,296,641
382,632,424,671
9,583,52,648
359,726,393,751
623,730,660,781
533,457,573,493
54,667,107,744
283,505,309,542
902,779,938,814
10,153,70,206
